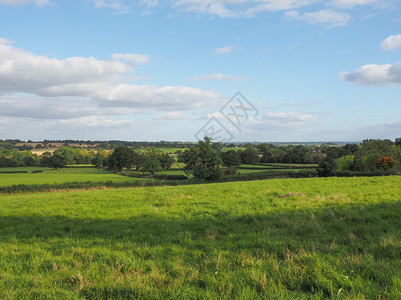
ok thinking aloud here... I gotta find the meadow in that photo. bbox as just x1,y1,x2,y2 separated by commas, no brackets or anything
0,176,400,299
0,167,145,187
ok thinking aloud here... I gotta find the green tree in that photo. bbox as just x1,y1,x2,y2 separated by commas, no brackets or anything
92,150,109,167
240,147,260,164
221,150,242,167
48,152,68,169
140,148,163,174
317,157,338,176
105,146,136,171
159,152,174,170
182,137,223,181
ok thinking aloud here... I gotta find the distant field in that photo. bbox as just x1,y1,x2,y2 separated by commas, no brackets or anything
0,177,400,298
0,167,145,187
134,148,188,154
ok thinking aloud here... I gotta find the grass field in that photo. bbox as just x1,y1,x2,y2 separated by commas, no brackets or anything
0,167,145,187
0,176,400,299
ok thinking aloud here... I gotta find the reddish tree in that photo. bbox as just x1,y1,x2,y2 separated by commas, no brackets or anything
375,156,396,170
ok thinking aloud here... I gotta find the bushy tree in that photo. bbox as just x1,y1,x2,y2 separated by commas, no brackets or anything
91,150,109,167
375,156,396,170
105,146,137,171
182,137,223,180
317,157,338,176
140,148,163,174
221,150,242,167
48,152,68,169
159,152,174,170
240,147,260,164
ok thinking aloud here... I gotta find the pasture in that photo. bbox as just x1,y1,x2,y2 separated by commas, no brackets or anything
0,167,145,187
0,176,400,299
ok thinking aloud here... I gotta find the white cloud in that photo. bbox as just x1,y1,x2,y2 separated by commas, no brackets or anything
340,62,401,86
154,112,185,120
93,0,131,14
173,0,320,18
0,38,223,127
285,9,351,27
0,0,48,6
380,35,401,51
111,53,150,65
265,112,318,122
214,46,234,54
329,0,378,9
59,116,132,127
188,73,247,81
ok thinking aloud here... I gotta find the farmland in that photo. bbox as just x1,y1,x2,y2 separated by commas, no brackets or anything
0,176,400,298
0,167,146,187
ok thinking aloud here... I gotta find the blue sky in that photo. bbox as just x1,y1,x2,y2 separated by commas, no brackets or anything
0,0,400,142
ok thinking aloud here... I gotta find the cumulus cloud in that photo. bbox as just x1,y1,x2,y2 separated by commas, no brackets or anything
0,0,48,6
380,35,401,51
340,62,401,86
214,46,234,54
0,38,222,123
188,73,247,81
285,9,351,27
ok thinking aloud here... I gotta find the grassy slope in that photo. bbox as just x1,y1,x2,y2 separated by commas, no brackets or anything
0,168,144,187
0,177,400,299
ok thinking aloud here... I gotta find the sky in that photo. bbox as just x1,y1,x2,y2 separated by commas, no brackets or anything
0,0,400,142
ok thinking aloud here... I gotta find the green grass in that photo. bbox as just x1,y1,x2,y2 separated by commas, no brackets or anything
0,167,144,187
0,176,400,299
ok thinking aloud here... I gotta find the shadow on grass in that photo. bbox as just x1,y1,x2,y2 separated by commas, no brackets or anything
1,200,400,299
0,201,400,256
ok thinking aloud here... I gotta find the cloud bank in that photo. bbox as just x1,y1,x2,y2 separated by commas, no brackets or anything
0,38,221,123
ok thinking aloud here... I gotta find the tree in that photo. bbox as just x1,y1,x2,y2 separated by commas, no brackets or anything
140,148,163,174
220,150,242,167
48,152,68,169
159,152,174,170
240,147,260,164
91,150,109,167
317,157,338,176
182,137,223,180
375,156,396,170
105,146,137,171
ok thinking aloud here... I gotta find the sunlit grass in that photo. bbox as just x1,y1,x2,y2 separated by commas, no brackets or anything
0,167,143,187
0,176,400,298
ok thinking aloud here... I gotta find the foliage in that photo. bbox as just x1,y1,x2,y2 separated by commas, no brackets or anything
317,156,338,176
48,152,68,169
375,156,396,170
182,137,223,180
336,155,354,171
220,150,242,167
240,147,260,164
91,149,109,167
140,148,163,174
158,152,174,170
105,146,138,171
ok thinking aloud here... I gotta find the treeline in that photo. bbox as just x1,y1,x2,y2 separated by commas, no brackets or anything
0,147,97,168
0,139,199,150
2,138,401,178
318,139,401,175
